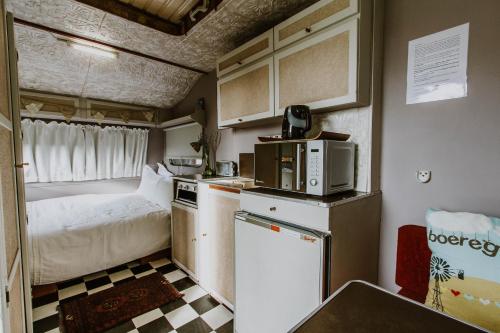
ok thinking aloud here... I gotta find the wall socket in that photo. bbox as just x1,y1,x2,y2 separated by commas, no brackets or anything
417,170,431,183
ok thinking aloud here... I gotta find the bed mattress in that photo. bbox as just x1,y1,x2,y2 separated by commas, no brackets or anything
27,193,170,285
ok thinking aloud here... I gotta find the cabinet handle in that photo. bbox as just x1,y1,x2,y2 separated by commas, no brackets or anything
269,207,276,212
192,238,197,242
15,162,29,168
305,27,312,33
202,233,207,237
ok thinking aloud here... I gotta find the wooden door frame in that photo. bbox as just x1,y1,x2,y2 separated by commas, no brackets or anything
6,12,32,333
0,171,11,333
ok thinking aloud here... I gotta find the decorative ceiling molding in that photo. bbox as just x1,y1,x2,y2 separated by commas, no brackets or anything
7,0,318,108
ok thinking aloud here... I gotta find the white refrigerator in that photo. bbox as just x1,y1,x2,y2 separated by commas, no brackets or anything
234,212,331,333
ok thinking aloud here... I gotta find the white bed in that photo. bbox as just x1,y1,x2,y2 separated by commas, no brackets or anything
27,192,171,285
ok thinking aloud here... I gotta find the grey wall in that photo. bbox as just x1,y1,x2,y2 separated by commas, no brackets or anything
379,0,500,292
146,127,165,165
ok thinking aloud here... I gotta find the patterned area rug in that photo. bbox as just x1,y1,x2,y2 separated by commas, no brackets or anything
58,272,182,333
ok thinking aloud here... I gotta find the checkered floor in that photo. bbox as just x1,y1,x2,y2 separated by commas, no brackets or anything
32,257,233,333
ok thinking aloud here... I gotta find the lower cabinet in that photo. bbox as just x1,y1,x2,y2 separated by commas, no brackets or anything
198,183,241,309
171,202,198,279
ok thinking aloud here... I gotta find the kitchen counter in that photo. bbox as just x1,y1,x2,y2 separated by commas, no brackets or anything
241,187,375,208
171,174,220,183
172,174,255,190
198,177,255,190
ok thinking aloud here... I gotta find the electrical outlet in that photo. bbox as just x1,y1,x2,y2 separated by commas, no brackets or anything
417,170,431,183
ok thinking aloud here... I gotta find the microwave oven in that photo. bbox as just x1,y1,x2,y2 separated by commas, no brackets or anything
254,140,355,196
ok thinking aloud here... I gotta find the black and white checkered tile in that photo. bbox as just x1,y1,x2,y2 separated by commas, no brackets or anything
32,257,233,333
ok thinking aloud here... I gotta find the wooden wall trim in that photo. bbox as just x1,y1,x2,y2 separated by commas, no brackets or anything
208,184,241,194
73,0,182,35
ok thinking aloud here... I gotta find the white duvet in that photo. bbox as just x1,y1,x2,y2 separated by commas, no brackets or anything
27,193,170,285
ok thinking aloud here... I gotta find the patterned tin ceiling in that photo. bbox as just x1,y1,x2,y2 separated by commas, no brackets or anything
7,0,317,108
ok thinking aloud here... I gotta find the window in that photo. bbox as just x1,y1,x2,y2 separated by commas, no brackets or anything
22,119,149,183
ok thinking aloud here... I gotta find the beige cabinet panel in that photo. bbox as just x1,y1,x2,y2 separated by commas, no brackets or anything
8,267,23,333
0,127,18,276
217,56,274,127
217,29,273,78
274,0,358,49
206,188,239,305
171,203,197,277
275,17,365,115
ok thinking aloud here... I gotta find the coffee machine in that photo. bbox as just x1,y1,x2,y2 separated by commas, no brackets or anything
282,105,311,140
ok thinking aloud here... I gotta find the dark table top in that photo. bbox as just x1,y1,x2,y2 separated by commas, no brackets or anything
291,281,485,333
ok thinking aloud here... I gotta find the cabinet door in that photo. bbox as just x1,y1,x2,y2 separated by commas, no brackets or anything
171,203,198,278
0,7,26,333
274,0,358,49
217,29,273,78
206,186,240,307
217,56,274,128
274,17,361,115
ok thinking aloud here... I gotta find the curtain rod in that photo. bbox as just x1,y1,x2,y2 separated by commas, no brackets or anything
22,117,152,130
14,17,208,75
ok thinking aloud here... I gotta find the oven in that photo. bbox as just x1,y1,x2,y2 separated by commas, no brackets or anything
175,180,198,207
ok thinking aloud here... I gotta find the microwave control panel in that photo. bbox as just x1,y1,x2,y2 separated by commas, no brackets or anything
306,140,324,196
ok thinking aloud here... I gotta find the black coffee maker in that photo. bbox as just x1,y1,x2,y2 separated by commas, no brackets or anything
282,105,311,140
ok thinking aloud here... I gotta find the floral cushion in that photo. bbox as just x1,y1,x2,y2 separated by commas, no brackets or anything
424,209,500,332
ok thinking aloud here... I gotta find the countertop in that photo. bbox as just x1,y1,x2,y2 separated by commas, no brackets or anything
171,175,255,190
171,174,221,183
241,187,374,208
172,175,373,206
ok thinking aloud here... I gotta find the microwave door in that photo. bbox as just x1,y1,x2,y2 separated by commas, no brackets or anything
280,142,306,192
280,143,294,191
254,144,280,188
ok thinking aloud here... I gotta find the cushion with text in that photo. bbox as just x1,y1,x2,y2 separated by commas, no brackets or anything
424,209,500,332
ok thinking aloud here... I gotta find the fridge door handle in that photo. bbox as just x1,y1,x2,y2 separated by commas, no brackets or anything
296,144,301,190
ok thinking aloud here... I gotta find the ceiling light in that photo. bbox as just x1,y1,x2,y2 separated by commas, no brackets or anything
70,42,118,59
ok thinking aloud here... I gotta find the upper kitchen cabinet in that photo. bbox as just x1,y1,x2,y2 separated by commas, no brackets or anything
216,0,372,127
216,29,274,78
273,0,358,49
217,56,274,127
274,15,371,115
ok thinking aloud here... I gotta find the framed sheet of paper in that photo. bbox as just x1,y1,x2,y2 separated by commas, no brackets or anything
406,23,469,104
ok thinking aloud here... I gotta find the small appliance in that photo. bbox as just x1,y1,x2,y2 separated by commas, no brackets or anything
254,139,355,196
174,180,198,207
282,105,312,140
216,160,237,177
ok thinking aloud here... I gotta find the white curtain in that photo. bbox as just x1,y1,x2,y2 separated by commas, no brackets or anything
21,119,149,183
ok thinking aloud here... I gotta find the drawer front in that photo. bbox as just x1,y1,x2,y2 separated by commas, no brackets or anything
274,0,358,49
217,56,275,127
240,192,329,232
217,29,273,78
274,17,359,115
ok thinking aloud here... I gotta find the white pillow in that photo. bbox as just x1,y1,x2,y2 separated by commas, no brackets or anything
137,165,173,210
136,165,157,194
157,163,174,180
